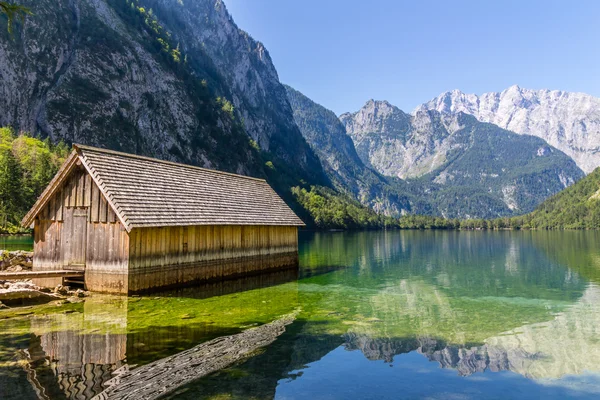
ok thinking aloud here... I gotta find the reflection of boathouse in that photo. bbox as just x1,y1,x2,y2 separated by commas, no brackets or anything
11,269,301,400
22,145,304,294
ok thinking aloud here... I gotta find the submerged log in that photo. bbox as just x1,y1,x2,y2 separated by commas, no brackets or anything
93,311,298,400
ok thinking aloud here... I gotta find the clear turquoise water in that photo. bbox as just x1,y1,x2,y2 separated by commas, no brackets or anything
0,235,33,251
2,230,600,399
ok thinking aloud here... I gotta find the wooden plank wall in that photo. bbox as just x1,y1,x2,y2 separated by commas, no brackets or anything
128,225,298,270
33,165,300,294
127,225,299,292
33,166,129,293
35,166,119,224
85,221,129,293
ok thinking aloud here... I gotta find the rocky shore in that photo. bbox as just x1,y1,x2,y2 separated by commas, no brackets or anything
0,250,89,308
0,250,33,272
0,280,89,308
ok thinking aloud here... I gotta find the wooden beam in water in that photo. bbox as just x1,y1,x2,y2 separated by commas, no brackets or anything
0,270,85,280
93,311,298,400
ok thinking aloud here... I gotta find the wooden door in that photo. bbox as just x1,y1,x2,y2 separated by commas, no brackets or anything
63,207,89,270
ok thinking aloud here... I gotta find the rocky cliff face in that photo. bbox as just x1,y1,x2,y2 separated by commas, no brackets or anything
0,0,325,185
285,86,418,216
146,0,324,179
418,85,600,174
340,100,461,179
340,100,584,217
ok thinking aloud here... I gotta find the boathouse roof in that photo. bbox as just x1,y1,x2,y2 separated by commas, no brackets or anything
22,145,305,231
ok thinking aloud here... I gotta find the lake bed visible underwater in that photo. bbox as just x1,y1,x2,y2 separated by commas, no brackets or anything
2,230,600,399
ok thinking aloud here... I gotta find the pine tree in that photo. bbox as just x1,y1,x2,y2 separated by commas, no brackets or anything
0,146,23,226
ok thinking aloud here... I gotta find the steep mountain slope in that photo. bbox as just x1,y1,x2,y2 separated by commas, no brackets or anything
140,0,325,183
284,85,425,216
341,100,451,179
0,0,326,187
340,100,585,217
510,167,600,229
418,86,600,173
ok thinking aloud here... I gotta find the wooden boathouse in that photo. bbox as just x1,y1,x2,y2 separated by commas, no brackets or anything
21,145,304,294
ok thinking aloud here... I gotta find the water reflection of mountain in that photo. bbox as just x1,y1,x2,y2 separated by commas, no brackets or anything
343,284,600,379
529,230,600,284
113,232,600,399
300,230,588,302
343,333,529,376
4,231,600,399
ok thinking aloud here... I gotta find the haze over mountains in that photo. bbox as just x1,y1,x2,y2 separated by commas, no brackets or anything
0,0,598,222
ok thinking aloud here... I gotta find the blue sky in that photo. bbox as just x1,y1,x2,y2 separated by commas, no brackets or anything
225,0,600,115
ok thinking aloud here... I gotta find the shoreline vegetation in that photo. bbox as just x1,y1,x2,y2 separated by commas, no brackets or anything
291,168,600,230
0,128,69,234
0,127,599,235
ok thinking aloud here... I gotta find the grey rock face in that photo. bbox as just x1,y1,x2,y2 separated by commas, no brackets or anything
2,0,205,163
418,85,600,173
285,86,417,216
148,0,323,175
340,101,463,179
340,100,584,217
0,0,324,183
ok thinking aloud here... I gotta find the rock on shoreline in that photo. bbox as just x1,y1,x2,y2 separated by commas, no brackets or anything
0,280,89,307
0,250,33,272
0,250,91,308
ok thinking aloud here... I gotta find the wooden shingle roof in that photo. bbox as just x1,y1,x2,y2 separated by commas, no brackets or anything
22,145,305,231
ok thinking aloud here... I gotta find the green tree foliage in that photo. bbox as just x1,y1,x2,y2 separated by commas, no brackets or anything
292,186,459,230
0,128,68,232
502,167,600,230
0,144,23,227
0,1,30,33
292,186,383,229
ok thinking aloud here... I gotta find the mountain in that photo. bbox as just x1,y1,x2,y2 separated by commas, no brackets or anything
340,100,585,218
0,0,326,188
418,86,600,174
1,1,592,225
284,85,428,216
509,166,600,229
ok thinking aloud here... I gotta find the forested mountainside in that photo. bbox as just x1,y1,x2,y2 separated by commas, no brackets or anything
505,167,600,229
0,0,326,188
0,128,68,232
285,85,429,217
418,85,600,174
0,0,595,229
339,99,584,218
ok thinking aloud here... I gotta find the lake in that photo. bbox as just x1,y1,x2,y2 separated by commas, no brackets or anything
0,235,33,251
2,230,600,399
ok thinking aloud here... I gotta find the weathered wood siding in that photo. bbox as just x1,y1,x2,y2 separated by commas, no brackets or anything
127,225,299,292
33,166,129,292
32,165,300,294
85,221,129,293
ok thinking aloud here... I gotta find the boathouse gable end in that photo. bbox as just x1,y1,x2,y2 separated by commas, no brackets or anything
27,161,130,293
22,145,304,294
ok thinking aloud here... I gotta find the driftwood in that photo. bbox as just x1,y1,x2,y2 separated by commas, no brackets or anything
93,311,298,400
